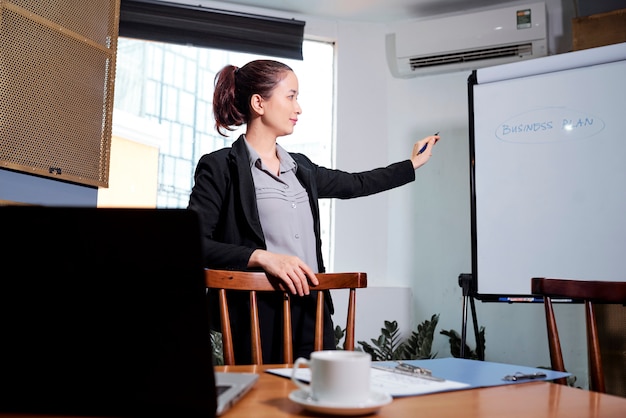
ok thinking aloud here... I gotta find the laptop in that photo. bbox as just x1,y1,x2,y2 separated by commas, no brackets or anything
0,206,257,417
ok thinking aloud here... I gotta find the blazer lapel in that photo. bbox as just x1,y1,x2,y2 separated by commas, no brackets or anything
230,137,265,243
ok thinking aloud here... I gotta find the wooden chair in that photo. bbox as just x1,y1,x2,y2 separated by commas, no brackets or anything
531,277,626,392
205,269,367,365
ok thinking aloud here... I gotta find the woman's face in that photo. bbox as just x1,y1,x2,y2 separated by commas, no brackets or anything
261,70,302,137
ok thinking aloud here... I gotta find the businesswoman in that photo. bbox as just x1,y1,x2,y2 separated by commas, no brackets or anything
188,59,439,364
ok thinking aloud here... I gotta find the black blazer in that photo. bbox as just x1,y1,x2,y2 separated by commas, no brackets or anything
188,135,416,274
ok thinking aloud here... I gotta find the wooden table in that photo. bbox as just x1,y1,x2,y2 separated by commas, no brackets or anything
218,364,626,418
1,364,624,418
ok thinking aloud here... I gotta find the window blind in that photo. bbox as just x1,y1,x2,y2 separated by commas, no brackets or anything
119,0,305,60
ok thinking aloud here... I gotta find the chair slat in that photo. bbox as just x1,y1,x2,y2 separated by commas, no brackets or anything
314,290,324,352
217,288,235,365
249,290,262,365
585,301,604,392
283,293,292,364
344,288,357,350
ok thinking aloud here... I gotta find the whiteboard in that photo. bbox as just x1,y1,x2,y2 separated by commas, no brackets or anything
469,42,626,300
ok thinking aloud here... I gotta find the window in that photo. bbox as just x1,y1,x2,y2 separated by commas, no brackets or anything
113,38,335,268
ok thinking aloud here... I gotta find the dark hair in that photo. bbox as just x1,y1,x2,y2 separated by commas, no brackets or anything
212,60,293,136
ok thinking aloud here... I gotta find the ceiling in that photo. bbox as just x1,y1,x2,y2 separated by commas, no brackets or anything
191,0,528,23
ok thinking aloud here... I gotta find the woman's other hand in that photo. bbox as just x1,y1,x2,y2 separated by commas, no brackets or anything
249,249,319,296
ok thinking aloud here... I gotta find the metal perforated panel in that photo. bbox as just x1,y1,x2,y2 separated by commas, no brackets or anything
0,0,120,187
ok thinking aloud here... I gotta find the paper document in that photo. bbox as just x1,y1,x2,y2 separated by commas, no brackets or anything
369,367,470,396
267,365,470,397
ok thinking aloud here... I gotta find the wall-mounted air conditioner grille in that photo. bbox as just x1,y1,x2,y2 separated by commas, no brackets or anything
410,43,533,70
386,2,547,77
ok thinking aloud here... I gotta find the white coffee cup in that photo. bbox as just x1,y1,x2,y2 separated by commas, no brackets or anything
291,350,371,404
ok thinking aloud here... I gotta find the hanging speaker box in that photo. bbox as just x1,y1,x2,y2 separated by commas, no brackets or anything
0,0,120,188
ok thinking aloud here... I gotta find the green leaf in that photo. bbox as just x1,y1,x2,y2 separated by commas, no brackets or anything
334,325,346,349
402,314,439,359
440,326,486,360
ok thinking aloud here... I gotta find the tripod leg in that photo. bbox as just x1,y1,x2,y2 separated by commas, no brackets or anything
461,294,468,358
470,296,484,360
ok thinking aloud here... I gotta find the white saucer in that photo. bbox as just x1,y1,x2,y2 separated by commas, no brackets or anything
288,389,392,416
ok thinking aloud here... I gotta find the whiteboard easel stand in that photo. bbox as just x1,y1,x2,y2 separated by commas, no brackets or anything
459,273,484,360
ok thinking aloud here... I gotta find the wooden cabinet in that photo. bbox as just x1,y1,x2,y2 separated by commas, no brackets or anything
572,8,626,51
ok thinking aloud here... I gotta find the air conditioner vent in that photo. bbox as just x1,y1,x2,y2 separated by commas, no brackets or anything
386,2,547,77
410,43,533,70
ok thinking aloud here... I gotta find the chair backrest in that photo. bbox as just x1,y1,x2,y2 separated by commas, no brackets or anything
205,269,367,365
531,277,626,393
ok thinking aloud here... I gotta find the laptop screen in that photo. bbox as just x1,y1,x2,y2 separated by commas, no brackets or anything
0,206,218,417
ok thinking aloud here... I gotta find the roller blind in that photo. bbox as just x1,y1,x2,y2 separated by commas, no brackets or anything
119,0,305,60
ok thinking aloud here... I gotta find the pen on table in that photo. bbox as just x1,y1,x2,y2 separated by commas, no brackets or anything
503,372,547,381
418,131,440,155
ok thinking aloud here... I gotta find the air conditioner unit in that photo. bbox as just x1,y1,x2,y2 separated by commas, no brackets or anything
386,2,547,78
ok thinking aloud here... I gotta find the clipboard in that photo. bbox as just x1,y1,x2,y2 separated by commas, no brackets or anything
371,360,445,381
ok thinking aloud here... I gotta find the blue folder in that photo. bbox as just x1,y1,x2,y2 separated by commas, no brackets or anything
374,357,570,390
